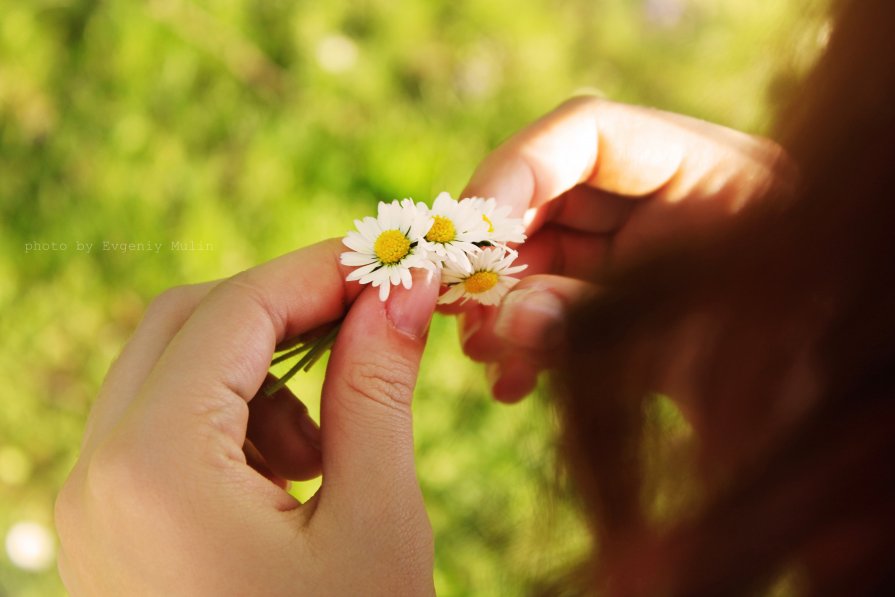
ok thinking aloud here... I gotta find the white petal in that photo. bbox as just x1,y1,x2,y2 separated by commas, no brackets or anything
441,272,465,284
356,216,381,241
432,191,452,209
359,268,388,284
413,215,435,240
343,232,371,253
437,284,466,305
477,285,507,306
396,200,413,231
441,260,467,279
493,203,511,218
394,266,408,284
340,251,376,266
378,201,400,227
397,267,410,289
347,262,379,281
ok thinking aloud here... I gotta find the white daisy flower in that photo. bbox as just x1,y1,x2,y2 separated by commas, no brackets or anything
438,247,527,306
424,191,489,273
341,199,435,301
459,196,527,247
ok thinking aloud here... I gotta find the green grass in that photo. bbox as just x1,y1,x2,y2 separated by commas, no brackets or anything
1,0,827,594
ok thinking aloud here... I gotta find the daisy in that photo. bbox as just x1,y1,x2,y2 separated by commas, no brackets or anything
438,247,527,306
340,199,435,301
459,196,527,247
424,192,489,273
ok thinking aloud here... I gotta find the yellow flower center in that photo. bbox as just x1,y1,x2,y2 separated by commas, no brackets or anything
374,229,411,264
464,271,499,294
482,213,494,233
425,215,456,243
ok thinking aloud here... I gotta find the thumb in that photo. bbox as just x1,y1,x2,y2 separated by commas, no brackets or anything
318,268,439,505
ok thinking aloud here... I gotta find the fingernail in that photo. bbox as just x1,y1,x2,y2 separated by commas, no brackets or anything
299,416,321,451
386,268,439,338
494,287,565,350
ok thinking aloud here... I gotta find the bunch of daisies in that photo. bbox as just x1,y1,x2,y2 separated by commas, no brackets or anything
264,192,526,394
340,192,527,304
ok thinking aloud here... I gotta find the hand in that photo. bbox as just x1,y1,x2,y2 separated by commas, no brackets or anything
457,96,794,402
55,239,439,596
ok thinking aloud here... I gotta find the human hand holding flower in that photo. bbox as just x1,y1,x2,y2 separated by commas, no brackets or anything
55,239,439,596
264,192,528,395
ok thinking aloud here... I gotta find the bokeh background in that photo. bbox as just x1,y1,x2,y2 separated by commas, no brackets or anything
1,0,828,594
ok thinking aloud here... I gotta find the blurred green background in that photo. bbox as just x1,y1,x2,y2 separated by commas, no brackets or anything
1,0,827,594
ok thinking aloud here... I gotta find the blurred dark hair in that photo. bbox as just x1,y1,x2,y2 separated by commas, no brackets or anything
557,0,895,594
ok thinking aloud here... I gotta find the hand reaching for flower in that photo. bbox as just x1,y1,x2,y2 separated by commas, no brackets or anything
457,96,795,402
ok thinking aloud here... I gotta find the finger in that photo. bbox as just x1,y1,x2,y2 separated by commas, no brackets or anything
463,96,679,216
127,239,362,467
487,353,539,404
493,275,598,354
246,376,322,482
243,438,289,490
458,303,506,363
519,225,611,280
463,95,785,227
550,185,634,234
460,275,597,402
317,269,438,506
456,231,608,363
82,280,219,453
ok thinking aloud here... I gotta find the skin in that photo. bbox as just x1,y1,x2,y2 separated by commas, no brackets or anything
455,96,792,402
55,240,439,596
55,96,790,595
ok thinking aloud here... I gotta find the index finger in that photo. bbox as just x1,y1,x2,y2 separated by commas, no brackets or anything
462,96,786,225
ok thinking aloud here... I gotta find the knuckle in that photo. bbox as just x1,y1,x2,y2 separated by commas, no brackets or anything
342,355,417,411
83,437,149,506
219,273,261,306
144,285,196,322
219,272,284,332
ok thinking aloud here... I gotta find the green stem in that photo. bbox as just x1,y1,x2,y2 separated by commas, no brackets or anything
270,342,314,366
263,323,341,396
